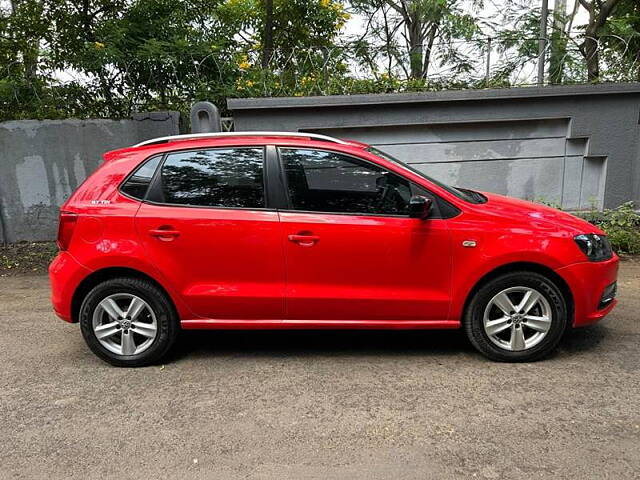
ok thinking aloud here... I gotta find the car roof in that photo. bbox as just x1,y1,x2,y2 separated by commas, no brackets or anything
104,132,370,161
133,131,358,147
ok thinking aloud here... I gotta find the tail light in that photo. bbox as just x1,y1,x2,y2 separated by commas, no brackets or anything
57,211,78,251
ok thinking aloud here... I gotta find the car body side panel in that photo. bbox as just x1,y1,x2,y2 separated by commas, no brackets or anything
49,251,91,322
556,255,619,327
55,178,196,321
280,211,452,322
443,209,608,321
134,204,285,320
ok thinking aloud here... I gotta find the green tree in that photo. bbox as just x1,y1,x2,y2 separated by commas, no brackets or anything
46,0,128,112
0,0,59,119
218,0,349,64
490,0,635,85
577,0,624,81
350,0,481,80
215,0,349,97
598,0,640,81
87,0,232,114
261,0,274,68
548,0,581,84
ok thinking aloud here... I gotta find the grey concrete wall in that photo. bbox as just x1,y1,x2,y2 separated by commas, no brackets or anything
308,119,603,210
228,83,640,210
0,112,179,242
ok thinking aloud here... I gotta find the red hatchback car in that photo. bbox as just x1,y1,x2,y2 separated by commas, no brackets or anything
49,132,619,366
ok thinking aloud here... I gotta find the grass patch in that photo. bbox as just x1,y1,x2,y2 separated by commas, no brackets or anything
0,242,58,277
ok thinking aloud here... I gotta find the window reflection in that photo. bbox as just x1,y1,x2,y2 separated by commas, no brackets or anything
161,148,264,208
281,148,413,215
121,156,161,200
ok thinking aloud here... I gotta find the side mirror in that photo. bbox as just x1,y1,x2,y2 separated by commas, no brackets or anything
409,195,433,219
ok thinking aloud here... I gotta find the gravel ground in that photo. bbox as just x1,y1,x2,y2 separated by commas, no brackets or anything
1,263,639,479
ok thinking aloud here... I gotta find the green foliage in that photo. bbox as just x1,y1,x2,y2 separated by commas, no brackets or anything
2,0,640,121
0,0,349,119
349,0,483,80
533,197,562,210
532,198,640,255
581,202,640,255
599,0,640,81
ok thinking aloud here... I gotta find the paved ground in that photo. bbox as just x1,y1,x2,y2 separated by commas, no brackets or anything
1,263,639,480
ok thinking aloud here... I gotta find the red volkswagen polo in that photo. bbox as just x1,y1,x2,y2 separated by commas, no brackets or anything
49,132,619,366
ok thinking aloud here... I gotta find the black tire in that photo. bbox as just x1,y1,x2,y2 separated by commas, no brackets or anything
464,271,567,362
79,277,179,367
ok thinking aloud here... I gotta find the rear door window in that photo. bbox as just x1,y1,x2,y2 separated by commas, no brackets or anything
156,147,265,209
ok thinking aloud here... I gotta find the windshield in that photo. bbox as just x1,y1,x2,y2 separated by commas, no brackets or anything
367,147,485,204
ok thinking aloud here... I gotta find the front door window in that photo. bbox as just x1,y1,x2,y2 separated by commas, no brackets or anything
280,148,417,216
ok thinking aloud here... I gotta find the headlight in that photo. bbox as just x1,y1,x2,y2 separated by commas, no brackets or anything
574,234,613,261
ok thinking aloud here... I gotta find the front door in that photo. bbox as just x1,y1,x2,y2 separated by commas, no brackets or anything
278,147,452,322
135,146,284,320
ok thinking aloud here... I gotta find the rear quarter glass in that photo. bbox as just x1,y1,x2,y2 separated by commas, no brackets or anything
120,155,163,200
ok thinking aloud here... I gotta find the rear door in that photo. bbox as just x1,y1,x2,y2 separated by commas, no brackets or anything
135,146,285,320
278,147,452,322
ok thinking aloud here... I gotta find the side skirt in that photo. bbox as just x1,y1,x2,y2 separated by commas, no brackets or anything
181,319,460,330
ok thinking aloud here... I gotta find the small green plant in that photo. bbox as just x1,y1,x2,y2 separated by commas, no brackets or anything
533,199,640,255
533,197,562,209
579,202,640,255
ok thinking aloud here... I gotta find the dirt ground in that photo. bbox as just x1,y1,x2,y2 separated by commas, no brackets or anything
1,263,639,480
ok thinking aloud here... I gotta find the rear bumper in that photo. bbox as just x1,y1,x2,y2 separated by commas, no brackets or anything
555,254,619,327
49,251,91,323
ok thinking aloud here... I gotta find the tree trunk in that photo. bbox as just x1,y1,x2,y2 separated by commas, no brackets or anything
577,0,623,82
582,35,600,81
262,0,274,69
421,24,438,80
9,0,39,82
549,0,567,84
407,18,425,79
408,44,423,79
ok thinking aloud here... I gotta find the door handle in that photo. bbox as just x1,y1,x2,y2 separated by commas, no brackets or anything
288,234,320,246
149,227,180,240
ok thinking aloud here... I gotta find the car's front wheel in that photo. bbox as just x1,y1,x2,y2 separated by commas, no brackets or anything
464,271,568,362
79,277,179,367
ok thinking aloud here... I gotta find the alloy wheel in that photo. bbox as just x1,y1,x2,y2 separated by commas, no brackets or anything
92,293,158,356
482,286,553,352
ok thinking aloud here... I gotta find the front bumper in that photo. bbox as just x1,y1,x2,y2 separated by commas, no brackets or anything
555,254,620,327
49,251,91,322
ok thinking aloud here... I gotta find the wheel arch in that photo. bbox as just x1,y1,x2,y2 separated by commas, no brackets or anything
71,266,179,323
461,262,574,326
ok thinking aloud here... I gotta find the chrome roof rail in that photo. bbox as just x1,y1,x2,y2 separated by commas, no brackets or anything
133,131,349,147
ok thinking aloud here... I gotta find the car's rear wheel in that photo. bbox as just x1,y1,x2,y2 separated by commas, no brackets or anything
464,271,568,362
79,277,179,367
